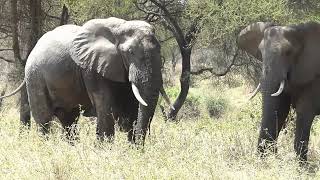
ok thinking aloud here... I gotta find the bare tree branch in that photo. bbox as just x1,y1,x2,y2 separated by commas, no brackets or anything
44,12,60,20
191,48,239,76
0,49,13,52
159,35,174,43
0,56,14,63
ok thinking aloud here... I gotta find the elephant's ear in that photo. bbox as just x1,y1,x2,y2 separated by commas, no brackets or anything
70,19,127,82
237,22,275,61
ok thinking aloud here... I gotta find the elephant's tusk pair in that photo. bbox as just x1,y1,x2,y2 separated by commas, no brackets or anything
160,86,175,110
132,83,148,107
271,80,285,97
248,83,261,100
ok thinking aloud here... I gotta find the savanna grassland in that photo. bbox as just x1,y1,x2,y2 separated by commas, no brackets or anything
0,75,320,179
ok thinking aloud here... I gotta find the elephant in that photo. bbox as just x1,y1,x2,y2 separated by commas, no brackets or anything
1,17,173,145
238,21,320,161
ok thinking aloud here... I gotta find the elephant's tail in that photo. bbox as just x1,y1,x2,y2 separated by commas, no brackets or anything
0,79,26,99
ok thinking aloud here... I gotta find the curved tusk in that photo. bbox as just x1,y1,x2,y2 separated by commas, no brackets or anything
131,83,148,107
160,86,175,110
271,80,285,97
248,83,261,100
0,79,26,99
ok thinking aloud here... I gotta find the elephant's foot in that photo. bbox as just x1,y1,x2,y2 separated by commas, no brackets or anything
37,122,51,140
96,130,115,143
257,139,278,158
64,125,80,144
132,130,147,146
127,129,134,143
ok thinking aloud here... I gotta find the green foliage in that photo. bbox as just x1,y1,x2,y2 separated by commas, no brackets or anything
185,0,320,46
205,96,228,118
165,87,202,120
61,0,139,23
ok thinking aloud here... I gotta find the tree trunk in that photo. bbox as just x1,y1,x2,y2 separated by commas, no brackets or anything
59,5,69,25
20,0,42,126
167,47,191,120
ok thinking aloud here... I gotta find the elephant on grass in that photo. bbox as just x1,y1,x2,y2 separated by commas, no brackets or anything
1,17,172,145
238,21,320,161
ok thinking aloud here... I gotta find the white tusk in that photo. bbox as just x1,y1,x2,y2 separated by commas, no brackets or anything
159,86,175,110
271,80,285,97
131,83,148,106
248,83,261,100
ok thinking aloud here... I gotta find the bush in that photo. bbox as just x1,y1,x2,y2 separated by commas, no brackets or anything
205,96,228,118
163,87,202,120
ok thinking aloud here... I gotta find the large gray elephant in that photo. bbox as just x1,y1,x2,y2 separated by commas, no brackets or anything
2,17,172,144
238,21,320,161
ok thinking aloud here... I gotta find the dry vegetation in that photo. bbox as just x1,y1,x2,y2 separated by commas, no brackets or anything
0,76,319,179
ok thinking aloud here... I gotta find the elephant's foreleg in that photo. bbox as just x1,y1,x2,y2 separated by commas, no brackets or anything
91,93,115,142
96,110,115,142
294,112,314,162
55,107,80,142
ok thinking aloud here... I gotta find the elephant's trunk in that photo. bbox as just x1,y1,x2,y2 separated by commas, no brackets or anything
131,48,162,145
134,86,159,145
258,73,290,155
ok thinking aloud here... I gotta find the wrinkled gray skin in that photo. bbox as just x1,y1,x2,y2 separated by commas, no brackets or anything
238,22,320,161
23,17,162,144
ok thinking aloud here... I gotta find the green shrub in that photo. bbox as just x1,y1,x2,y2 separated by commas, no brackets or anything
205,96,228,118
162,87,202,120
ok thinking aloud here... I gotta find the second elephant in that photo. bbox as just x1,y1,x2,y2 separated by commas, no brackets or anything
238,21,320,161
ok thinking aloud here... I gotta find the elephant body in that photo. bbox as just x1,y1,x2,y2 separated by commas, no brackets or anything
22,18,162,143
238,22,320,161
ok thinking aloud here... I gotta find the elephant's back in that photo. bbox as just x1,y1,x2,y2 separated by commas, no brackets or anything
25,24,91,110
26,24,82,71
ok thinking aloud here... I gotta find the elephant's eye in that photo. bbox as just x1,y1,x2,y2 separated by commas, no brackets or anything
128,48,134,55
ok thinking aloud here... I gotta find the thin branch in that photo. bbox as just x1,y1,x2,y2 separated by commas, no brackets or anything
0,56,14,63
159,36,174,43
0,49,13,52
149,0,185,46
43,12,60,20
191,48,239,76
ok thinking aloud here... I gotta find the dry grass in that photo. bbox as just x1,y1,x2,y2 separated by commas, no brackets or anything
0,77,319,179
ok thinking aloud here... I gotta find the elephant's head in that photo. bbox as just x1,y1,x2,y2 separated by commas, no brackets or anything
70,17,163,144
238,21,320,96
238,21,320,153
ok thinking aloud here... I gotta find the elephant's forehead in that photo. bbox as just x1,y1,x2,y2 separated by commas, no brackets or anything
262,27,292,51
265,26,295,38
120,21,154,34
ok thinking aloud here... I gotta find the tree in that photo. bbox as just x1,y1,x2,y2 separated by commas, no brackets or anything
62,0,138,23
135,0,202,120
0,0,69,126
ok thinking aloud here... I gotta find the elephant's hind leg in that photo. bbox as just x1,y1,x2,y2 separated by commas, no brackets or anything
27,80,53,136
55,107,80,141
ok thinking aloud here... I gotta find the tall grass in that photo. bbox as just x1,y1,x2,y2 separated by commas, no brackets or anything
0,77,319,179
